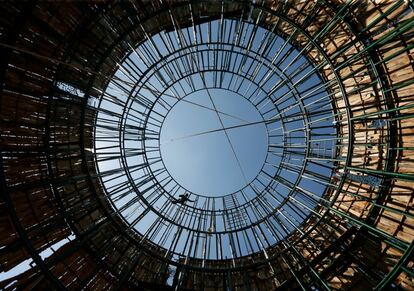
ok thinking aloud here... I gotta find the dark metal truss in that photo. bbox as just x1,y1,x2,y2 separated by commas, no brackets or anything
0,1,413,290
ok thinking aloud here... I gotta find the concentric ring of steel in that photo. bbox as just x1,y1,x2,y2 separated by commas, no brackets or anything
93,14,338,262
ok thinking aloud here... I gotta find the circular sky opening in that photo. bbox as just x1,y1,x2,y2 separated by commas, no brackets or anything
160,88,268,196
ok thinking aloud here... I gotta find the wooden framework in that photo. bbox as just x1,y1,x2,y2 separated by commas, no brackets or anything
0,1,413,290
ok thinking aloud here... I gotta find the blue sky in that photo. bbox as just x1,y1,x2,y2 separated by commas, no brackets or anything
160,88,268,196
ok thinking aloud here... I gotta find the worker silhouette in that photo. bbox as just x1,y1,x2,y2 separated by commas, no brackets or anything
172,193,194,205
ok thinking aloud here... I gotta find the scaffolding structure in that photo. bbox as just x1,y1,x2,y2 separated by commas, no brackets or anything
0,1,413,290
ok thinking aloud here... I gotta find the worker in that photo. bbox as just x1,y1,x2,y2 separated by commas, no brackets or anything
172,193,194,205
368,119,387,129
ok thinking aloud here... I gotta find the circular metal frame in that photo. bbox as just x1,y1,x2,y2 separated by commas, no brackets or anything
1,1,413,290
